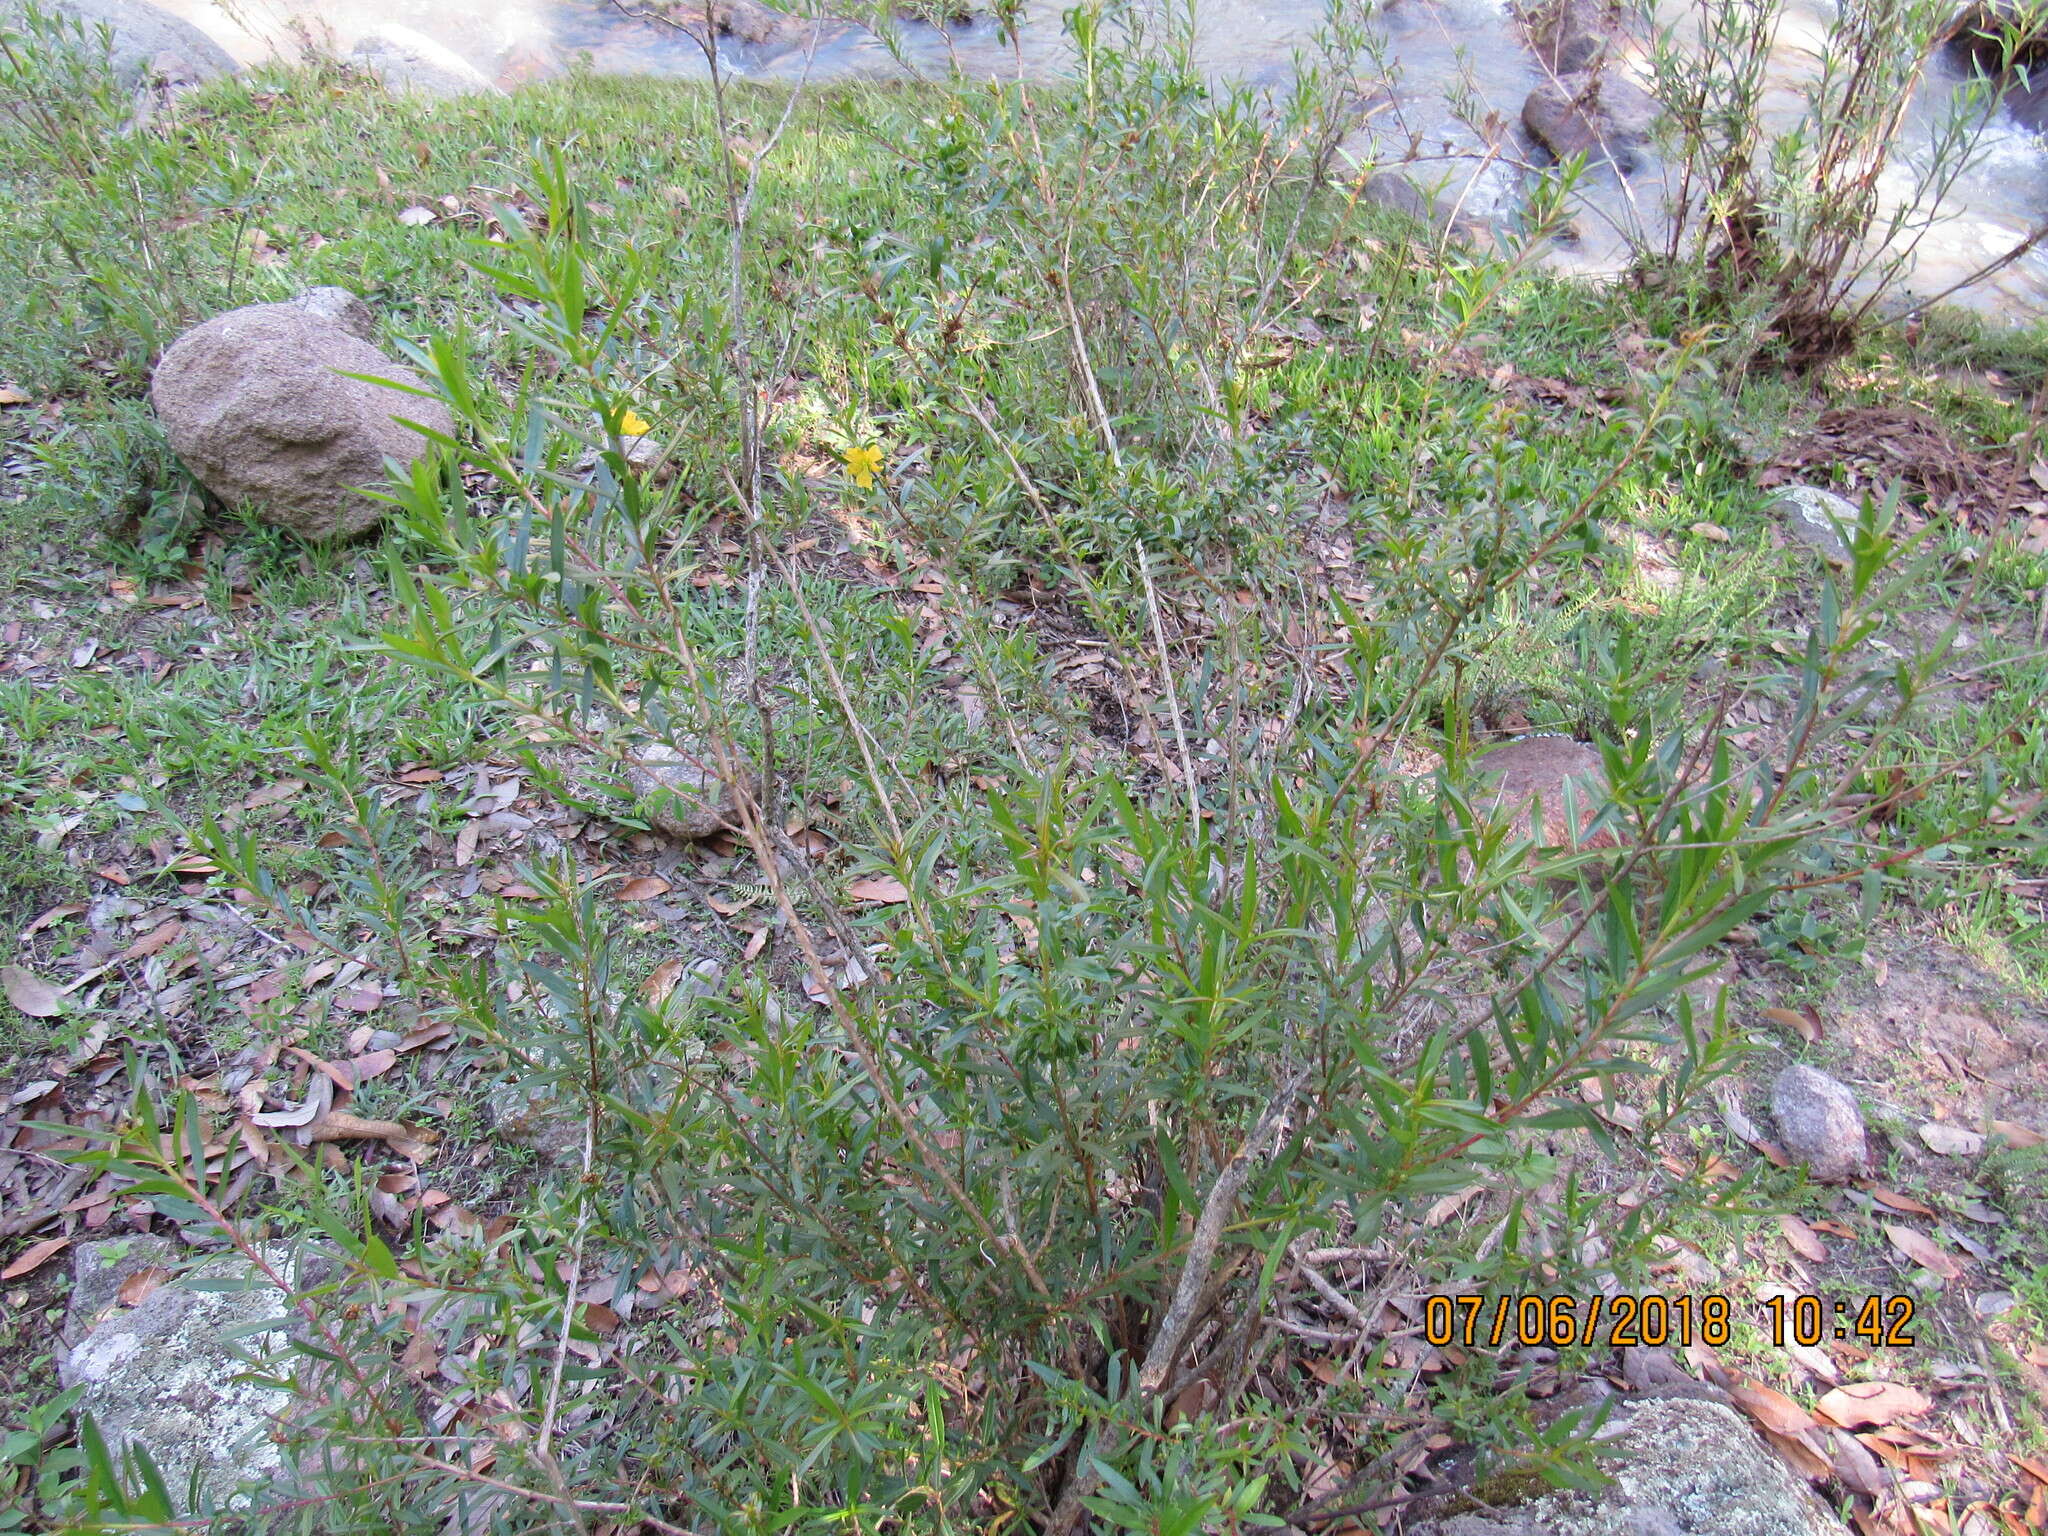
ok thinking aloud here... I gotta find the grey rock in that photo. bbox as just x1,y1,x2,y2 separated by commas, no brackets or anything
151,296,452,542
1363,169,1436,222
349,24,504,99
59,1241,306,1511
1523,68,1657,173
1530,0,1618,72
624,741,750,841
1361,171,1494,247
1410,1397,1849,1534
1771,1063,1867,1183
1770,486,1857,565
675,0,808,47
6,0,235,92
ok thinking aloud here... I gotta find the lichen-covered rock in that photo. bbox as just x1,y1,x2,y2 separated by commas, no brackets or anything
1772,1063,1867,1184
59,1240,306,1511
1474,735,1617,850
1411,1396,1850,1535
7,0,236,92
151,295,452,542
349,24,504,98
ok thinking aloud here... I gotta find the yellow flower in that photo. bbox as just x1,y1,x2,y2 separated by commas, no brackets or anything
618,409,652,437
844,443,883,490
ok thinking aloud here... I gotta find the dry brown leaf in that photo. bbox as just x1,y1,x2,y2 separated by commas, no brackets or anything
1,1235,69,1280
1990,1120,2043,1149
337,986,385,1013
1425,1184,1485,1227
1867,1186,1936,1216
121,919,184,960
251,1074,333,1129
348,1049,398,1083
1818,1380,1933,1428
1918,1122,1984,1156
1729,1380,1816,1435
617,876,672,902
499,883,544,900
1885,1224,1963,1280
118,1266,171,1306
1690,521,1731,542
644,958,685,1007
400,1328,439,1377
1762,1427,1834,1483
1785,1341,1840,1383
21,902,85,937
1832,1430,1890,1498
242,779,305,810
581,1302,621,1335
306,1110,412,1143
1764,1006,1823,1044
397,1018,452,1051
287,1046,358,1092
1779,1213,1828,1262
2,965,61,1017
847,875,911,905
742,926,768,962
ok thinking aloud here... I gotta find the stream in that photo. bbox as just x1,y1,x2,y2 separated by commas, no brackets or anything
155,0,2048,319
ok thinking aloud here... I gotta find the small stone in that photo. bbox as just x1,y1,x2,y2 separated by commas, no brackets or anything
349,23,504,98
1771,1064,1867,1184
624,741,750,841
151,294,452,543
1770,486,1857,565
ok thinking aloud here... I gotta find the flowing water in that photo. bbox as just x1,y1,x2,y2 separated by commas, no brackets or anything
156,0,2048,319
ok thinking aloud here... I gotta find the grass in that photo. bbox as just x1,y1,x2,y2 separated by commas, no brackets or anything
2,26,2047,1535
